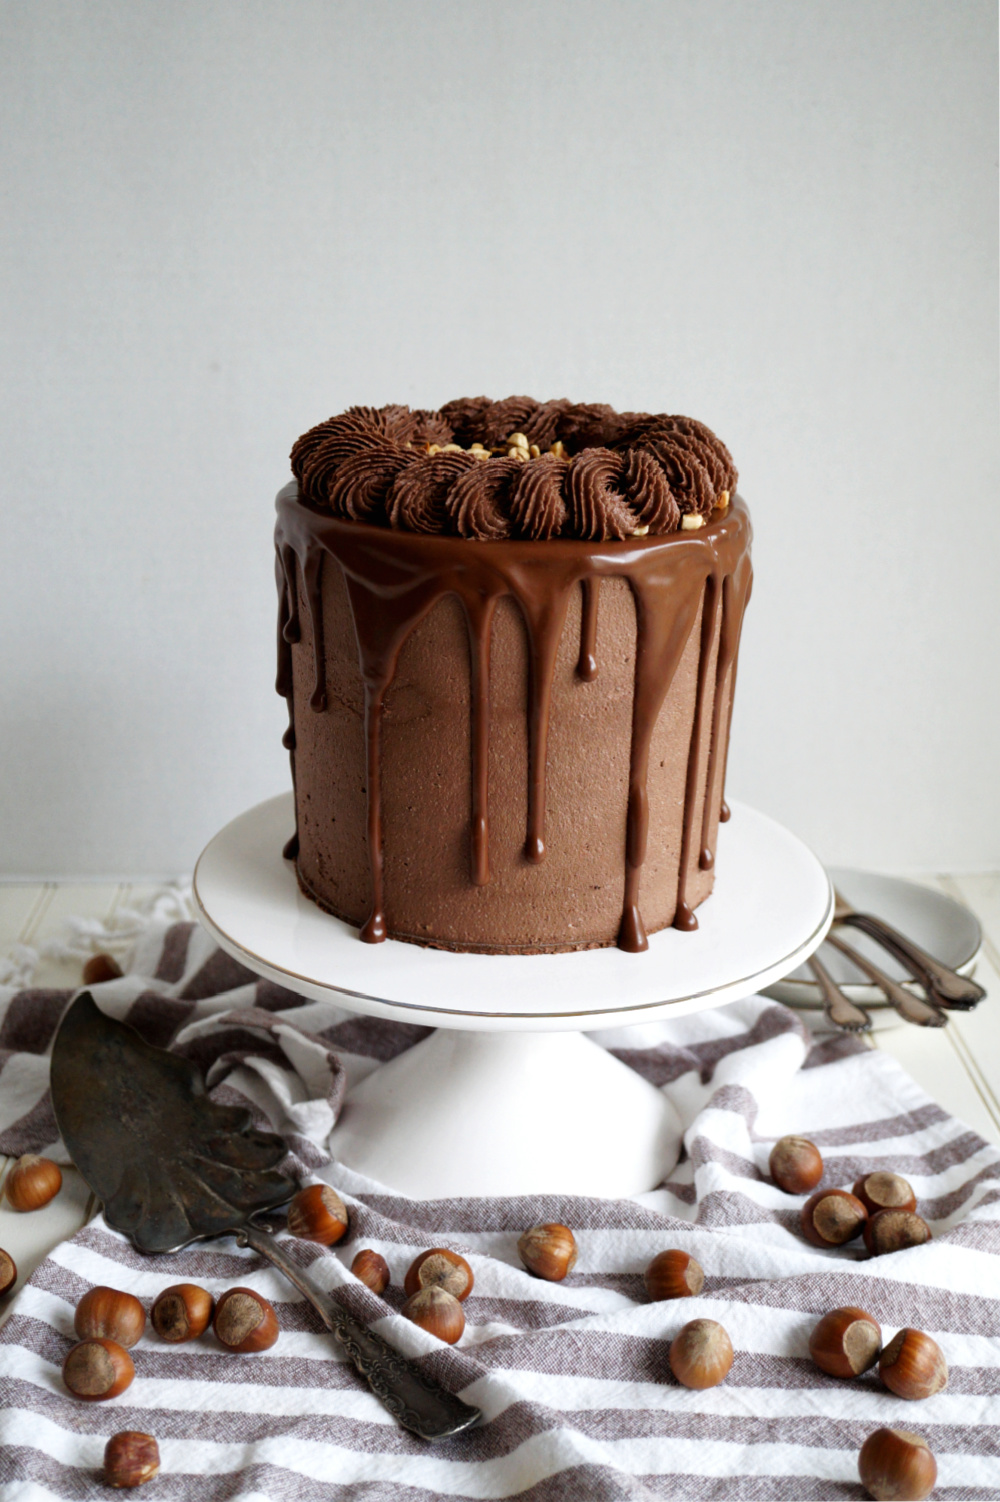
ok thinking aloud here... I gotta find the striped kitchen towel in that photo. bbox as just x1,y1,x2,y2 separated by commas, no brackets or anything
0,916,998,1499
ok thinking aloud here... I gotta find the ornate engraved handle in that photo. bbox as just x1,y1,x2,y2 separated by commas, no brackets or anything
833,898,986,1010
238,1223,481,1441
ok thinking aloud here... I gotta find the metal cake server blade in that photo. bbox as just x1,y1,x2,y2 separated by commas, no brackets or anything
50,992,481,1441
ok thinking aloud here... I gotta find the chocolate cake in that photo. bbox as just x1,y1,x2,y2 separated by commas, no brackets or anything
275,398,752,954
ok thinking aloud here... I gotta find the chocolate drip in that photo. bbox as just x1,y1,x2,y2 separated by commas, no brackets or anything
577,578,599,681
462,594,498,885
517,583,575,863
673,575,722,931
699,572,737,868
275,488,751,951
617,556,713,952
275,547,300,862
720,800,731,823
303,549,327,712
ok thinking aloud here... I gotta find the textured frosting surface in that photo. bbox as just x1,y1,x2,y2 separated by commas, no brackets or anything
290,398,737,541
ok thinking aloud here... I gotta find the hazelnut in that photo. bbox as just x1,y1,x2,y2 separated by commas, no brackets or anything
852,1172,917,1218
151,1283,214,1342
507,446,528,462
769,1136,824,1195
82,951,124,986
858,1427,937,1500
879,1327,948,1401
213,1288,279,1353
404,1248,474,1302
717,491,731,510
680,514,704,531
669,1318,734,1389
351,1249,390,1296
507,432,529,450
808,1306,882,1378
62,1338,134,1400
74,1286,146,1348
863,1210,932,1257
5,1154,62,1211
103,1431,160,1488
549,441,568,460
800,1188,868,1247
529,444,541,458
400,1286,465,1344
286,1184,349,1245
517,1224,578,1282
0,1249,16,1297
643,1249,704,1302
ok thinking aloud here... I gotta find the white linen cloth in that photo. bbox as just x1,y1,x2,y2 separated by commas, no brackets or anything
0,915,997,1499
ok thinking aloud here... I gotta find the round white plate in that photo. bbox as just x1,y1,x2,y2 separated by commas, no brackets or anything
193,794,833,1032
763,867,982,1027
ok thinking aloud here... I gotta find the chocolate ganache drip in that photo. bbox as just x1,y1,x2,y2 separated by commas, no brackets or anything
279,397,750,953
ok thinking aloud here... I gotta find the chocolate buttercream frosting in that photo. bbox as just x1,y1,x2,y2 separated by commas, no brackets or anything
290,397,737,539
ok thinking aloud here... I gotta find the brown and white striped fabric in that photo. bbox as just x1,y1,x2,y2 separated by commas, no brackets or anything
0,917,998,1499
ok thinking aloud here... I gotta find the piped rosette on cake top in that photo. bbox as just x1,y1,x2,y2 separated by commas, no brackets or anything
277,398,750,955
289,397,737,540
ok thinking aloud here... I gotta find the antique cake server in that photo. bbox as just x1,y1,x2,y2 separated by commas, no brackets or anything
49,991,481,1441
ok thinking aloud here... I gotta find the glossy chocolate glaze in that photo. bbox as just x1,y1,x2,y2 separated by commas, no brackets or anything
276,484,751,953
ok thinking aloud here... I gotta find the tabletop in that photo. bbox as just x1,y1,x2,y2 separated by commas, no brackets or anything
1,872,998,1307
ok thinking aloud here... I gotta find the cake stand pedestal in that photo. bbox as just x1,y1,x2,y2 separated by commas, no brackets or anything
193,795,832,1199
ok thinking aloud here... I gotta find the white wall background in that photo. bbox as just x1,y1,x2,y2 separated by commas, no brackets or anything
1,0,997,878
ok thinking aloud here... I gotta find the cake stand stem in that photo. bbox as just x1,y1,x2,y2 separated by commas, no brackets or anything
327,1027,683,1199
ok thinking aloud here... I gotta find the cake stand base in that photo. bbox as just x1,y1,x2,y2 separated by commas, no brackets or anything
328,1028,682,1199
194,796,832,1198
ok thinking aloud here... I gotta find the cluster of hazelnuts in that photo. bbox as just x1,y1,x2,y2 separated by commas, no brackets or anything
770,1135,933,1257
770,1135,944,1500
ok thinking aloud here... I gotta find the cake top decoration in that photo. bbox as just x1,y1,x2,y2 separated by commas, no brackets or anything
290,397,737,542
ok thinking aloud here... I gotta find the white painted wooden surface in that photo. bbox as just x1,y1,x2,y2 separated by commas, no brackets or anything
0,876,997,1297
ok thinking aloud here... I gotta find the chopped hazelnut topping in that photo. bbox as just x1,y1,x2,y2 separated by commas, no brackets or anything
681,514,704,531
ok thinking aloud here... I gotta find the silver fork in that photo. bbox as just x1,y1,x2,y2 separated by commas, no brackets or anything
824,931,947,1028
807,952,872,1033
833,888,985,1010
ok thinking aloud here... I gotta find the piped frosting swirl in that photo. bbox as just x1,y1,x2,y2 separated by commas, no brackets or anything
291,397,737,540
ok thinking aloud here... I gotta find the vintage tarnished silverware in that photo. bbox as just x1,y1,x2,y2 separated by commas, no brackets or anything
823,932,947,1028
833,888,985,1010
49,992,481,1442
807,954,872,1033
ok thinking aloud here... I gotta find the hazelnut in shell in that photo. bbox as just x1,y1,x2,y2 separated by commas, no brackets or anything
852,1171,917,1218
213,1288,279,1353
62,1338,134,1400
287,1183,349,1245
401,1285,465,1344
858,1427,937,1501
769,1136,824,1194
517,1224,577,1281
351,1249,390,1296
5,1154,62,1212
151,1283,214,1343
879,1327,948,1401
644,1249,705,1302
74,1286,146,1349
404,1248,474,1302
82,952,124,986
863,1209,932,1257
669,1318,733,1389
800,1188,868,1247
103,1431,160,1489
0,1249,16,1298
808,1306,881,1378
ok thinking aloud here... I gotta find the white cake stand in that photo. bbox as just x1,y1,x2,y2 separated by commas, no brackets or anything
193,795,832,1199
